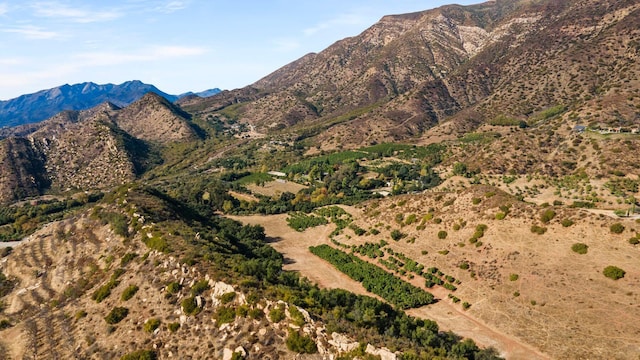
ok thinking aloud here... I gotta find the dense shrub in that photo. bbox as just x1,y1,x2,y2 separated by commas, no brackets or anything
287,212,328,232
509,274,519,281
269,306,286,323
248,308,264,320
120,253,138,266
603,266,625,280
218,292,236,304
144,235,169,253
213,306,236,325
390,229,406,241
286,330,317,354
166,282,181,294
167,322,180,332
143,318,161,333
349,224,366,236
571,243,588,254
191,279,210,296
540,209,556,223
437,230,448,239
75,310,88,321
121,285,139,301
105,307,129,324
610,223,625,234
530,225,547,235
120,350,157,360
181,297,201,316
561,219,575,227
92,279,119,303
288,305,306,326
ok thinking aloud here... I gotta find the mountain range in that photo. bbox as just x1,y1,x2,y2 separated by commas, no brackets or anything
0,1,639,359
185,0,640,145
0,92,197,203
0,80,220,128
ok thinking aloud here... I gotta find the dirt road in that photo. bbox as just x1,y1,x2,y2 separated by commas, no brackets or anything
229,213,550,360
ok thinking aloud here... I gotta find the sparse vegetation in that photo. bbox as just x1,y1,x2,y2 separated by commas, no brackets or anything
120,252,138,266
218,291,236,304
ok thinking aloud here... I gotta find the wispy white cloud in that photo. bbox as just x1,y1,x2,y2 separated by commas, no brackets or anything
304,12,369,36
72,45,208,66
31,2,122,23
0,3,9,16
2,25,60,40
157,1,189,13
0,57,26,66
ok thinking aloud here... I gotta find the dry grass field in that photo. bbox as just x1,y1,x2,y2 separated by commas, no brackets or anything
231,184,640,360
246,180,307,197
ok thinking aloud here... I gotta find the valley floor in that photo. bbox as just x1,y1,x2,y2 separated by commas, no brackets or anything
229,212,550,360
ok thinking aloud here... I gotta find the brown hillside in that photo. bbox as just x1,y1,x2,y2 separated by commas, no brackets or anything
115,92,197,144
185,0,640,152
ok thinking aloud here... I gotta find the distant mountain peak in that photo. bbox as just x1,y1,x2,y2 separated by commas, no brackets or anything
0,81,179,128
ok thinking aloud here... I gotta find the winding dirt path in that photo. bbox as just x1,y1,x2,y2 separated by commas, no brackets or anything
229,213,550,360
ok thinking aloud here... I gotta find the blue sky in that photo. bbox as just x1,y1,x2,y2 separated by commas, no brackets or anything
0,0,483,100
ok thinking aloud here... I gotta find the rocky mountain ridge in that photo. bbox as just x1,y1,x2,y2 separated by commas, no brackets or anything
0,81,220,128
184,0,640,148
0,93,197,203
